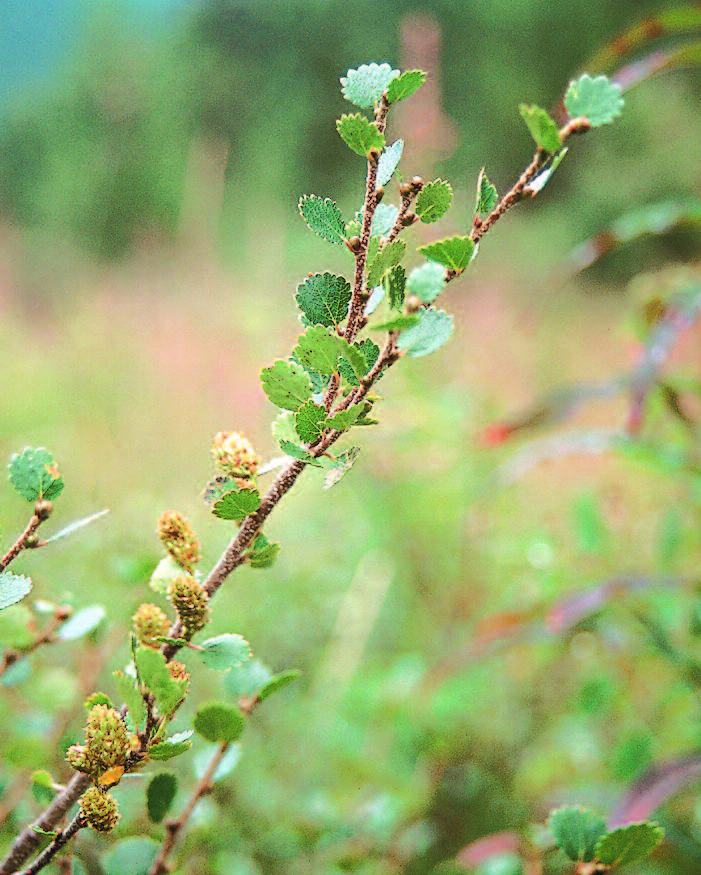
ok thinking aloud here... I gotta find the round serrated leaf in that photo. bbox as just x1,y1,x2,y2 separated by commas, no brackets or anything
212,488,261,521
340,63,399,107
102,838,159,875
386,69,427,104
259,669,301,701
565,74,624,127
223,658,274,699
194,702,245,743
8,447,64,503
147,773,177,823
199,634,252,671
406,262,446,303
415,179,453,223
397,307,454,358
261,359,313,411
377,139,404,186
548,806,607,862
148,732,193,761
298,195,346,245
0,572,32,611
418,235,475,272
595,822,664,867
371,202,399,236
57,605,106,640
336,114,386,158
295,271,352,329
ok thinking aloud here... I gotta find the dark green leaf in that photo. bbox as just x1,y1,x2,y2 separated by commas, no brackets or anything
385,264,406,310
199,634,252,670
113,669,146,729
295,401,328,443
323,447,361,489
293,325,349,376
298,195,345,245
279,440,322,466
0,572,32,611
339,338,380,385
148,731,193,761
57,605,106,640
325,405,365,431
418,235,475,272
367,239,407,288
595,822,664,867
548,806,607,862
397,307,454,357
194,702,245,743
371,314,421,332
377,139,404,186
295,272,352,329
8,447,64,502
406,262,446,303
565,74,624,126
340,63,399,107
336,114,386,158
415,179,453,223
519,104,562,153
248,533,281,569
212,487,261,521
147,773,177,823
102,837,159,875
259,670,302,701
475,167,498,215
261,360,313,411
386,69,427,104
135,648,186,718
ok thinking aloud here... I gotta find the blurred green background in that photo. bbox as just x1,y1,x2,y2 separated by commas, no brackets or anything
1,1,701,873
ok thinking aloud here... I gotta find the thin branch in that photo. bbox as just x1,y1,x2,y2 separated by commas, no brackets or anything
16,813,86,875
0,502,53,573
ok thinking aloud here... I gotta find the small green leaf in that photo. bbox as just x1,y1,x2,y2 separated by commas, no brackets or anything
397,307,454,357
293,325,349,376
415,179,453,223
295,400,328,443
261,359,313,411
199,634,252,671
371,314,421,332
372,202,399,236
377,139,404,186
8,447,64,502
147,773,177,824
323,447,361,489
386,69,427,104
519,104,562,153
340,63,399,107
259,669,302,701
385,264,406,310
367,238,407,287
248,533,281,569
406,262,446,303
113,669,146,729
548,806,607,863
0,572,32,611
418,235,475,272
193,743,242,782
475,167,498,216
102,838,159,875
224,658,274,699
212,487,261,521
565,74,624,126
295,272,352,329
298,195,346,245
595,822,664,867
336,114,386,158
325,405,365,431
148,731,193,761
58,605,106,640
194,702,245,744
135,648,186,718
339,338,380,385
279,440,322,466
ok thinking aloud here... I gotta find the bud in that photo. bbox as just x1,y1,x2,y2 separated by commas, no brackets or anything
133,603,171,648
211,432,260,483
34,500,53,521
399,181,413,198
80,787,120,833
401,212,417,227
157,510,201,572
410,175,425,191
367,147,380,164
346,235,361,254
168,575,209,639
374,186,385,203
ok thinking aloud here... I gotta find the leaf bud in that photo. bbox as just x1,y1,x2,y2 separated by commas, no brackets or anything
399,181,413,198
133,603,171,648
157,510,201,572
80,787,120,833
401,212,417,227
406,295,422,313
34,500,53,521
374,186,385,203
410,176,425,192
168,575,209,640
367,147,381,164
24,534,40,548
346,235,361,254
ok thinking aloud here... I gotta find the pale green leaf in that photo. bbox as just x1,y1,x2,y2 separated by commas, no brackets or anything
372,202,399,236
519,104,562,153
298,195,346,245
336,114,386,158
475,167,498,216
595,822,664,867
397,307,454,357
113,669,146,728
548,806,607,863
135,648,186,717
367,238,407,287
0,572,31,611
377,139,404,186
149,555,183,595
371,314,421,332
406,262,446,303
340,63,399,107
199,634,252,670
294,400,328,443
325,404,365,431
418,235,475,272
565,74,624,126
224,658,274,699
57,605,106,640
194,702,245,744
260,359,313,411
323,447,361,489
524,148,568,195
147,731,193,761
293,325,348,376
248,533,281,569
386,69,427,104
8,447,64,502
102,838,159,875
415,179,453,223
278,439,322,466
259,669,302,701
